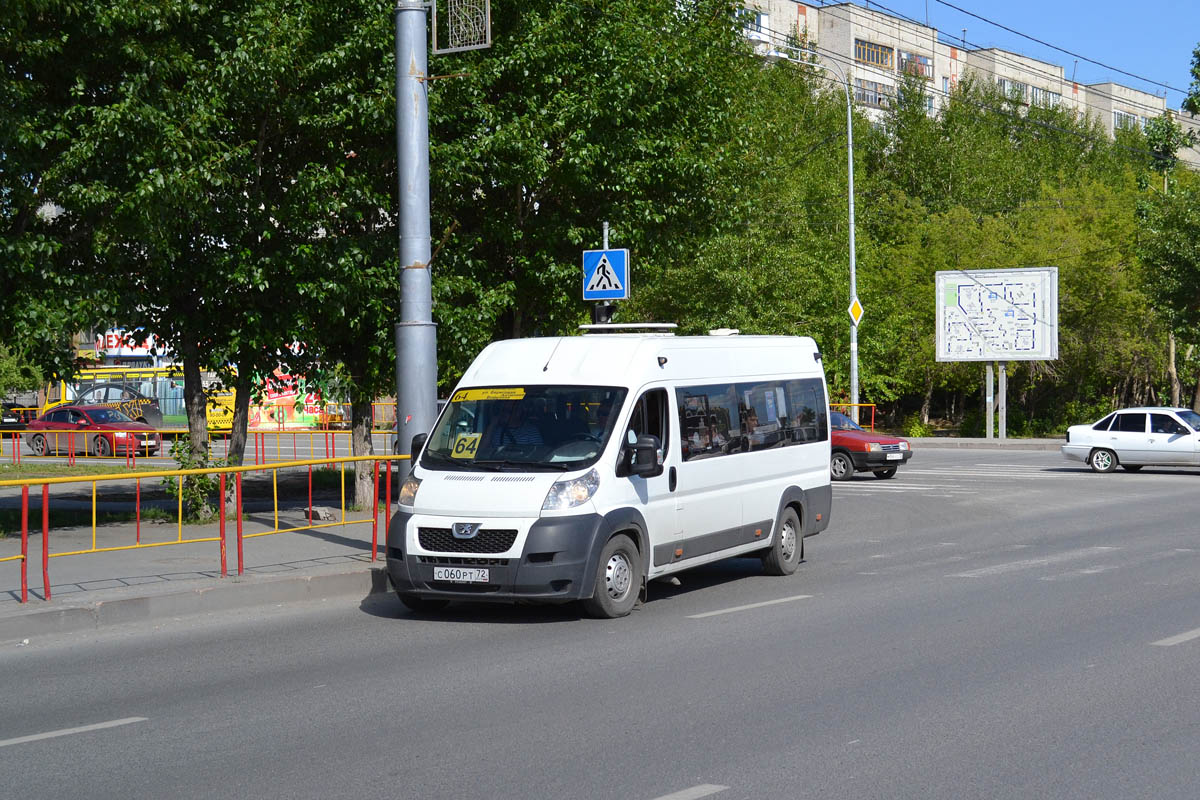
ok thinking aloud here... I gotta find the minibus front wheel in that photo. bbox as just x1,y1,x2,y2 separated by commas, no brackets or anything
582,534,641,619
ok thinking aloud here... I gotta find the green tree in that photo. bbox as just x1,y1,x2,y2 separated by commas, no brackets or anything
426,0,758,384
0,344,43,397
1183,42,1200,116
1138,177,1200,410
12,0,400,473
1,2,104,383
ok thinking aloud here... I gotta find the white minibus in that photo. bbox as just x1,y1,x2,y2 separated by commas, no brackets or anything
386,331,832,617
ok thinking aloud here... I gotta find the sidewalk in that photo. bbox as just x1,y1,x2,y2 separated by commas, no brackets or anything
907,436,1063,450
0,471,393,642
0,435,1064,642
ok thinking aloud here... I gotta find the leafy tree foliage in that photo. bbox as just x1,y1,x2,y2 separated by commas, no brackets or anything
1139,178,1200,334
1184,42,1200,117
6,2,1197,439
6,0,401,470
426,0,757,384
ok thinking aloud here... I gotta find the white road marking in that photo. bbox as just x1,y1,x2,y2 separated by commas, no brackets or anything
836,482,969,488
1151,627,1200,647
1039,565,1119,581
903,469,1053,479
949,547,1119,578
688,595,812,619
0,717,147,749
837,488,979,497
651,785,729,800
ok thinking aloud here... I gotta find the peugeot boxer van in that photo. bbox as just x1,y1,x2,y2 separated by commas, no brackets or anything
386,332,832,618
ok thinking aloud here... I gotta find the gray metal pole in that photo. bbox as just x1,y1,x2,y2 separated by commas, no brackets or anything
803,58,859,423
998,361,1007,441
394,0,438,481
844,70,859,425
985,362,994,439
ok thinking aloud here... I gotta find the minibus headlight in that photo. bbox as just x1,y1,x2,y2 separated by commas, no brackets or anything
542,469,600,511
398,475,422,507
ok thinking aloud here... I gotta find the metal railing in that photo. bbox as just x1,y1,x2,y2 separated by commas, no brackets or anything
0,454,406,603
831,402,877,431
2,427,371,466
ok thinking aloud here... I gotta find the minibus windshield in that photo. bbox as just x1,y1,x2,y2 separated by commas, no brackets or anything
420,386,627,472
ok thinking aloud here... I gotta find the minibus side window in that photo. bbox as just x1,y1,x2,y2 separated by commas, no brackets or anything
784,378,828,444
680,378,827,460
678,383,739,461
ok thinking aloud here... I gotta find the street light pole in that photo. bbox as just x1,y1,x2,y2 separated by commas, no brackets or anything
393,0,438,480
801,57,859,423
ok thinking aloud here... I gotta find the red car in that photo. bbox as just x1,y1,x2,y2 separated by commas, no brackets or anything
829,410,912,480
25,405,161,457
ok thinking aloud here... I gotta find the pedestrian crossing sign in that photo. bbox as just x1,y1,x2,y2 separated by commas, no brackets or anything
582,249,629,301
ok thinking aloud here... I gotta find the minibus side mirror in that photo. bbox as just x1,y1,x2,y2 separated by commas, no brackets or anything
628,434,663,478
410,433,428,459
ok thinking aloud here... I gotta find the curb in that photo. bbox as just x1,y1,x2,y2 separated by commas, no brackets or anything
907,438,1062,451
0,566,390,643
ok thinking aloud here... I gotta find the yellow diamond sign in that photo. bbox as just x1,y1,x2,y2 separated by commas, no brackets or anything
848,297,864,326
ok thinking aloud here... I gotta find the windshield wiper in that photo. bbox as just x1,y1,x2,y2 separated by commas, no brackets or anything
420,450,499,471
472,459,570,472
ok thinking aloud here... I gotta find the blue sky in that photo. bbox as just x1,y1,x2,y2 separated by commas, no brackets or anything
846,0,1199,111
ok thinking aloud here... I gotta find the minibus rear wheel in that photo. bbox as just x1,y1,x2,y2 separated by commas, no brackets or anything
763,507,802,576
582,534,640,619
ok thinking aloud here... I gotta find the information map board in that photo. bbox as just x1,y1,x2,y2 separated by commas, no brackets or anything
935,268,1058,362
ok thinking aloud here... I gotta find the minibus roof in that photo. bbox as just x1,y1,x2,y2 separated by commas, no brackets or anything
459,335,822,390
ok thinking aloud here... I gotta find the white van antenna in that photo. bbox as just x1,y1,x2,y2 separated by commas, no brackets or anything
542,336,565,371
578,322,677,334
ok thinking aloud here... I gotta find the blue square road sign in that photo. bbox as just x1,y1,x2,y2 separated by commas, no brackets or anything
582,249,629,301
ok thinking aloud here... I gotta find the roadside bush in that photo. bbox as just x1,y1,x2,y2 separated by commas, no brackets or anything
902,413,933,438
959,407,984,437
161,436,229,522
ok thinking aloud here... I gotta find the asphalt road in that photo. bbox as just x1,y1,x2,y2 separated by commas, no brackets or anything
2,449,1198,799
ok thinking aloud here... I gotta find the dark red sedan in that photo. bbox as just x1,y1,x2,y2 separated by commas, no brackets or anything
829,410,912,480
25,405,161,457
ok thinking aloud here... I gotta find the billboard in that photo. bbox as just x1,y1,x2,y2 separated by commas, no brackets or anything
935,268,1058,362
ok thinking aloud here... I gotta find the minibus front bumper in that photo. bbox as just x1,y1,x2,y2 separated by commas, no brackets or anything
386,509,608,604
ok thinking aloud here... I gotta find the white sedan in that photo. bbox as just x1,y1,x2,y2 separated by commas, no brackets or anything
1062,407,1200,472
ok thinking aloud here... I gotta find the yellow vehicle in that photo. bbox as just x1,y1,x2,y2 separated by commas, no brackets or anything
43,366,346,432
43,367,232,430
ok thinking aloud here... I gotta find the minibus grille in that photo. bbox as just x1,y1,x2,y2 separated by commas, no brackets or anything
419,527,518,554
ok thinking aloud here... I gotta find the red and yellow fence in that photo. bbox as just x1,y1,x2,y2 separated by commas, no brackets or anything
0,454,406,604
2,427,371,466
830,403,877,430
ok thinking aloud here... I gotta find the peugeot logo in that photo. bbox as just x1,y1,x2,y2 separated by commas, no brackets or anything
452,522,482,539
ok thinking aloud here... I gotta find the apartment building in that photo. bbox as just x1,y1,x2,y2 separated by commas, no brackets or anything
740,0,1200,168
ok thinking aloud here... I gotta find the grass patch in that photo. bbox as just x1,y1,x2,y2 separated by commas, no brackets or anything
0,463,147,481
0,507,167,536
0,506,182,537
